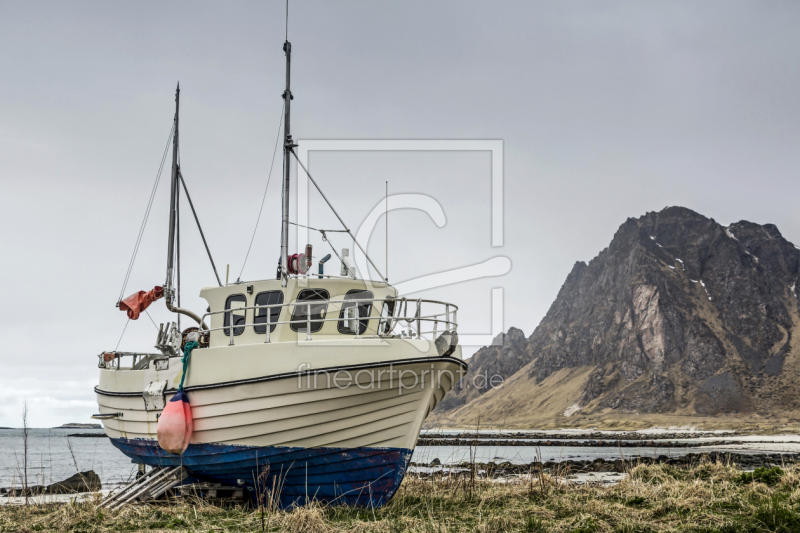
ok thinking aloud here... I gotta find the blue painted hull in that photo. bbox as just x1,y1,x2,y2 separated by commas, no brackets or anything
111,438,412,508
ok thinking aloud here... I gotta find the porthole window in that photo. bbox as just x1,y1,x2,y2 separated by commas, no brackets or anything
290,289,329,333
338,290,373,335
223,294,247,336
254,291,284,333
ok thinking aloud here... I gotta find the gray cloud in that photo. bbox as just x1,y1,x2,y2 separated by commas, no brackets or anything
1,0,798,426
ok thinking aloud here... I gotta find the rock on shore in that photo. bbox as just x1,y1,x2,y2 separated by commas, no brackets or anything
0,471,101,496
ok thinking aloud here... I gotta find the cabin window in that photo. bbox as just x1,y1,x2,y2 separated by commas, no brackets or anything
223,294,247,336
290,288,329,333
338,290,373,335
254,291,284,333
377,299,396,335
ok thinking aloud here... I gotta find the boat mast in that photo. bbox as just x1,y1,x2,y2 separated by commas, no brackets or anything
166,83,180,294
280,38,296,286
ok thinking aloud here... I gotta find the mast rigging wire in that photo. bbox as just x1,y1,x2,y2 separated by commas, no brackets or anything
117,124,175,304
238,103,285,281
179,169,223,286
144,309,159,331
115,319,130,351
290,148,386,281
289,222,347,233
176,147,181,331
287,222,349,275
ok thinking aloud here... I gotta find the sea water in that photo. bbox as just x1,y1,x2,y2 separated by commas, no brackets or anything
0,428,132,488
1,428,792,489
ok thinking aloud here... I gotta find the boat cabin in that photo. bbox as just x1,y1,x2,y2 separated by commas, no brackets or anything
200,278,398,347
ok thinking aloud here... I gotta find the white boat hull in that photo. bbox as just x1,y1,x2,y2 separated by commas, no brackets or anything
96,340,464,506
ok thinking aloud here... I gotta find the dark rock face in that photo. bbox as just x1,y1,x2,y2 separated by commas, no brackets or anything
48,470,102,494
1,470,101,496
434,327,529,413
434,206,800,419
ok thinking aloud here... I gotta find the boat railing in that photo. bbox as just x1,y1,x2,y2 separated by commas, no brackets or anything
200,297,458,345
96,351,167,370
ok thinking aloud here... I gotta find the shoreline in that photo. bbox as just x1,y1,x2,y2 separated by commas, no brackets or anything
411,451,799,476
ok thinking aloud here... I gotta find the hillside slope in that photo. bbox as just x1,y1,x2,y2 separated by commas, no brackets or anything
429,206,800,428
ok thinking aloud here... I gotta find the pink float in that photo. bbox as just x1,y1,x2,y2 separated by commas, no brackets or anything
156,390,193,455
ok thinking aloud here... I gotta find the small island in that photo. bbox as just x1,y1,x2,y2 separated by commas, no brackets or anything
56,423,103,429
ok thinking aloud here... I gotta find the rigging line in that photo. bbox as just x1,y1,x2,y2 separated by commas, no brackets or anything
176,163,181,331
238,103,285,281
178,170,223,286
115,319,130,352
319,231,346,267
144,309,159,331
117,124,175,303
289,221,348,233
285,0,289,42
176,146,181,331
290,149,386,281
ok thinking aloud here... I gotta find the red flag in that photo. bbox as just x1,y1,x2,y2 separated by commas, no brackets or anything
119,286,164,320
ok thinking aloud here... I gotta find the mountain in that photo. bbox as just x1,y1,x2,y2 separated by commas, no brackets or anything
430,206,800,429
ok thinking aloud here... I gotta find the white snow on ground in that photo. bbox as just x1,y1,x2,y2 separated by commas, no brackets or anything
791,283,796,297
668,265,675,269
675,258,684,263
656,243,663,248
636,426,730,435
690,279,698,283
795,245,800,251
726,228,739,241
700,280,712,300
704,442,800,454
650,236,655,240
569,472,626,485
562,402,581,417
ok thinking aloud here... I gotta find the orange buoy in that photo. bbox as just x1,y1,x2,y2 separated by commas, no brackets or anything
156,390,193,455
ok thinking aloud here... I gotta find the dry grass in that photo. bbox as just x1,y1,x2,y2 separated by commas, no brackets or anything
3,460,800,532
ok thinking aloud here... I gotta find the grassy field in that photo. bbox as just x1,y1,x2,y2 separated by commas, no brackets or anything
3,461,800,532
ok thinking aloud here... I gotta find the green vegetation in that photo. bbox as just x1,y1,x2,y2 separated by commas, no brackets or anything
3,461,800,532
735,466,785,486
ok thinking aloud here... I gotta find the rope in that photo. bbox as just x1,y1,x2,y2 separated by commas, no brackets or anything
238,103,285,281
144,309,159,331
117,124,174,304
320,231,347,271
178,341,199,391
115,319,130,351
178,169,222,286
289,222,347,233
290,149,386,281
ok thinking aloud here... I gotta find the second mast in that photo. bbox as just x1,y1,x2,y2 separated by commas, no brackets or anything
280,40,296,286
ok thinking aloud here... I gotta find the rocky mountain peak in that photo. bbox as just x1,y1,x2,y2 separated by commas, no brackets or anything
431,206,800,428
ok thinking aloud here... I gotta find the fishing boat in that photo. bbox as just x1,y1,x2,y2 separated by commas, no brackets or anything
93,31,466,508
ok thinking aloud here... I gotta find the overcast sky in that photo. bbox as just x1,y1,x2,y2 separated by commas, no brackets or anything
1,1,799,427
